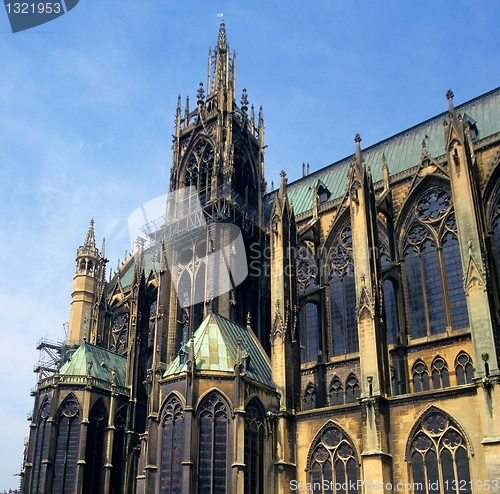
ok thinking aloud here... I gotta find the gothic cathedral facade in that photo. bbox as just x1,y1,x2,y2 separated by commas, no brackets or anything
22,22,500,494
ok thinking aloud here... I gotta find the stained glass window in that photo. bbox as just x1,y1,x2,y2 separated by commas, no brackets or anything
328,225,358,356
303,384,317,411
51,395,81,494
345,374,360,404
244,401,265,494
402,188,468,339
161,395,184,494
83,399,107,494
299,303,319,364
308,423,359,494
30,398,51,494
409,410,472,494
197,394,228,494
413,361,430,393
431,357,450,389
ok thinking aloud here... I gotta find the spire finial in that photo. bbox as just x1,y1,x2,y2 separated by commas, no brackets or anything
354,133,363,164
446,89,456,117
84,218,96,249
218,17,227,46
197,82,205,106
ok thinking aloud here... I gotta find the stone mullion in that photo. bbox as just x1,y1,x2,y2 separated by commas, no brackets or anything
436,245,453,333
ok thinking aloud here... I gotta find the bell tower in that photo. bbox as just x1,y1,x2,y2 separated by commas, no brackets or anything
163,20,268,363
67,219,106,344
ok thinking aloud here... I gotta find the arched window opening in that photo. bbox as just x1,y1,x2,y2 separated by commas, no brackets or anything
110,406,126,494
408,410,472,494
244,401,265,494
197,393,229,494
184,140,214,204
413,361,430,393
329,377,344,406
455,353,474,385
299,303,319,364
30,399,51,494
83,399,107,494
51,396,81,494
383,279,398,345
402,188,468,339
308,423,359,494
490,181,500,270
431,357,450,390
345,374,360,404
328,225,358,356
303,384,317,411
160,395,184,494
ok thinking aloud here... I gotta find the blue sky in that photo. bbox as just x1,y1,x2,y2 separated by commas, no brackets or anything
1,1,499,489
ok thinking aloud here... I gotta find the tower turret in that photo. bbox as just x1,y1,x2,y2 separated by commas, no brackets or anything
67,219,106,344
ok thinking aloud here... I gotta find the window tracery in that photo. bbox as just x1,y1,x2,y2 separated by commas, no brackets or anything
402,186,468,339
83,399,107,494
299,303,319,364
329,377,344,406
110,313,129,355
197,393,229,494
297,241,318,294
184,140,214,202
161,395,184,494
345,374,360,404
308,423,359,494
408,410,472,494
30,398,51,494
455,353,474,385
328,224,358,356
303,384,317,411
431,357,450,389
413,361,430,393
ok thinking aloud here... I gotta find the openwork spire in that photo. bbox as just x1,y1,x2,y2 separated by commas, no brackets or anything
84,219,96,250
218,19,227,46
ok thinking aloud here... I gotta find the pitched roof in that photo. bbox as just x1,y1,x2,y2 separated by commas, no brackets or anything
60,342,127,388
165,312,275,389
265,86,500,218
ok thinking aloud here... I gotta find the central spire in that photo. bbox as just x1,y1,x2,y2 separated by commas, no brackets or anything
208,19,235,97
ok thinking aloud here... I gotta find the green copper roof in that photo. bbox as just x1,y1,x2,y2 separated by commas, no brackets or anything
266,87,500,218
117,248,161,289
165,312,274,388
60,342,127,388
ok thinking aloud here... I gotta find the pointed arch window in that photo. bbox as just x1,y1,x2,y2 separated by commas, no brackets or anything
197,393,229,494
402,188,469,339
413,361,430,393
83,398,107,494
345,374,360,404
303,383,317,411
110,406,126,494
408,410,472,494
308,423,359,494
329,377,344,406
455,353,474,385
184,140,214,203
431,357,450,390
379,233,399,345
328,225,358,356
244,400,265,494
52,395,81,494
489,180,500,269
30,398,51,494
299,302,319,364
160,395,184,494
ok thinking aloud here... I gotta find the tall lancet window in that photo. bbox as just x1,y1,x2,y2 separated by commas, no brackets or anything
402,187,468,339
244,400,265,494
184,139,214,203
30,398,51,494
327,224,358,356
83,398,107,494
160,395,184,494
488,179,500,278
51,395,81,494
408,409,472,494
299,302,319,364
197,393,229,494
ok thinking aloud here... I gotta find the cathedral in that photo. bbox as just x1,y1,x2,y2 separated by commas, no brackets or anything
21,21,500,494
